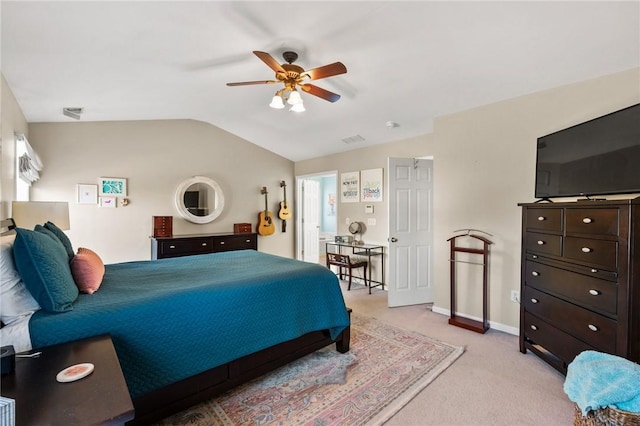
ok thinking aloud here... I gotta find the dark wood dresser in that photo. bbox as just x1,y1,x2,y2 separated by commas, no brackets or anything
519,198,639,373
151,232,258,259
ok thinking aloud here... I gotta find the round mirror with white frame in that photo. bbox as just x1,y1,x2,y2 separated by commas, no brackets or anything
175,176,225,224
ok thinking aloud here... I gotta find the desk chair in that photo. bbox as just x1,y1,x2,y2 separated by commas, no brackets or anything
326,253,369,292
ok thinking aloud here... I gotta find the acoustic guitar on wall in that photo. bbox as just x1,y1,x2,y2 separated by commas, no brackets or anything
278,180,291,232
257,186,275,236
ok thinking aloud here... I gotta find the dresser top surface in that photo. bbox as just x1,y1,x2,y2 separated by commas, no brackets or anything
519,197,639,208
151,232,256,240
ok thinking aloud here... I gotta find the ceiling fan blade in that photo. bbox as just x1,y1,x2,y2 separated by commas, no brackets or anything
302,62,347,81
226,80,277,86
253,51,286,74
300,84,341,103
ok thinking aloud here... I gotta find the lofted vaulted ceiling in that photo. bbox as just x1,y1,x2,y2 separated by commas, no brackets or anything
2,1,639,161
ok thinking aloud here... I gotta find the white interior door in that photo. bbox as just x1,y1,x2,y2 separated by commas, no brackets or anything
302,179,320,263
388,157,434,307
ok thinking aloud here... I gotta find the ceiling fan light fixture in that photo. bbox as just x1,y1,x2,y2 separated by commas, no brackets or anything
287,90,303,105
269,94,285,109
290,102,305,113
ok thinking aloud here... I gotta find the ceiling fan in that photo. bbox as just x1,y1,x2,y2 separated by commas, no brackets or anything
226,51,347,111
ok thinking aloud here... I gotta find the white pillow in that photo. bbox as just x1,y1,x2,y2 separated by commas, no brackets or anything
1,234,41,325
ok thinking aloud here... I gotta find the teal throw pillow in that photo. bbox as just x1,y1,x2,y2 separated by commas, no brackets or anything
12,227,78,313
34,224,66,249
44,221,74,260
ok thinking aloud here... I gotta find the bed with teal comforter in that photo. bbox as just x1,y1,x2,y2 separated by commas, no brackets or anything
28,250,350,400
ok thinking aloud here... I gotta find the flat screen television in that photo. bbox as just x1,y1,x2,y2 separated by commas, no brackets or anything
535,104,640,199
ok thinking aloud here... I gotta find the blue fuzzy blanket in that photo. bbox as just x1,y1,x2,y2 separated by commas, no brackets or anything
564,350,640,415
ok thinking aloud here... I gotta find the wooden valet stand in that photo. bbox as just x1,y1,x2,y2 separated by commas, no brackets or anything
447,229,493,334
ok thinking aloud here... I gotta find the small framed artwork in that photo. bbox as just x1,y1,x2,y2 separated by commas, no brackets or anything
360,168,383,202
77,184,98,204
99,196,117,208
340,171,360,203
98,177,127,197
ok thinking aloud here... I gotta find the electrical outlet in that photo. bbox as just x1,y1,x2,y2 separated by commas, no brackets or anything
510,290,520,303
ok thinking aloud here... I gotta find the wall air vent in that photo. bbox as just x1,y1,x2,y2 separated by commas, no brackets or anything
341,134,365,144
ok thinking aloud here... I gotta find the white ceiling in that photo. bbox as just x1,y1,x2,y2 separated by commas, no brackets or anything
2,1,639,162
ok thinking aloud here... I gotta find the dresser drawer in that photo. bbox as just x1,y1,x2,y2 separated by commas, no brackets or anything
212,234,257,252
524,286,616,352
158,237,213,257
566,208,619,236
525,261,617,316
525,232,562,256
526,208,563,233
524,312,594,366
564,237,618,270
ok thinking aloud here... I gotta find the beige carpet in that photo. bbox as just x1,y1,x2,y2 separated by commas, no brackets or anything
340,281,575,425
155,313,463,426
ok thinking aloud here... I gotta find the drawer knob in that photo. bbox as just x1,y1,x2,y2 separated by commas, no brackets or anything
591,269,598,273
589,289,600,296
169,245,176,249
532,255,538,259
531,271,540,277
537,240,545,246
201,243,207,246
582,218,593,224
220,241,225,244
530,325,538,331
581,247,592,253
245,239,251,243
531,298,539,304
537,216,546,221
588,324,599,332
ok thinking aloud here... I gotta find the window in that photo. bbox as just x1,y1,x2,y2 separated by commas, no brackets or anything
15,134,43,201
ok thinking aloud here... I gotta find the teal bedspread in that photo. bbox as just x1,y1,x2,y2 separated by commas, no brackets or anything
29,250,349,399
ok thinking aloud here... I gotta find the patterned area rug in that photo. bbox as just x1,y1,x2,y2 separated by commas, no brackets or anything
155,313,464,426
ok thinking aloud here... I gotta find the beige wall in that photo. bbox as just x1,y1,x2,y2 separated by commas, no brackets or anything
295,68,640,332
27,120,295,263
1,74,29,219
295,134,434,245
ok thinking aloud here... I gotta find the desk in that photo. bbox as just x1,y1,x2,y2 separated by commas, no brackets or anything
1,334,134,426
325,242,385,291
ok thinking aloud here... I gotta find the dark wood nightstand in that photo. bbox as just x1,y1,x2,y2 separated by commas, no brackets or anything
1,334,134,425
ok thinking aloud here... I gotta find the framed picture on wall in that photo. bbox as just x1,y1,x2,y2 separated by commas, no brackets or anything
77,184,98,204
360,168,383,202
98,177,127,196
99,196,117,208
340,171,359,203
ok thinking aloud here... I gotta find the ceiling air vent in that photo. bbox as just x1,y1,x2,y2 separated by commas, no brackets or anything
63,107,83,120
341,134,365,144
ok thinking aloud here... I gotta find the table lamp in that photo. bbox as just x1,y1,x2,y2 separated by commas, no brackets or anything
11,201,70,230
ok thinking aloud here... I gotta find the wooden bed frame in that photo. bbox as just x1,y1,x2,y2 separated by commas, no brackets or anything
128,314,351,425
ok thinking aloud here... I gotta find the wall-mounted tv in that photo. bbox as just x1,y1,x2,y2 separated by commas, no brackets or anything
535,104,640,199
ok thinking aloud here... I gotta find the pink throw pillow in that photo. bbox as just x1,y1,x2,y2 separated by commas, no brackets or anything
70,247,105,294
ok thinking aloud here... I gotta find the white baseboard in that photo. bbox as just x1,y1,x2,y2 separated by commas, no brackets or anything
431,305,519,336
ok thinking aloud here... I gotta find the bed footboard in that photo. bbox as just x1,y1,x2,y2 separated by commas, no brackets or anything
129,311,351,425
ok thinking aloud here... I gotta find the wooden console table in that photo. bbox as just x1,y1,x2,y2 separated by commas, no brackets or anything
0,334,134,425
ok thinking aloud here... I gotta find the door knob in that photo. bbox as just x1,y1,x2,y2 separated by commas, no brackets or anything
389,237,398,243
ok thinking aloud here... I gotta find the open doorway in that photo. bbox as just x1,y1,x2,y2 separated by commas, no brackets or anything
295,171,337,264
